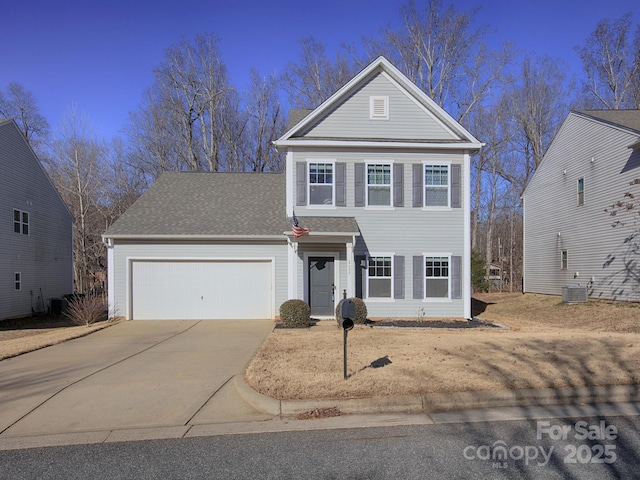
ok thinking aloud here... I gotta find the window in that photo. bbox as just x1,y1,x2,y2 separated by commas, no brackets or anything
367,163,392,206
424,164,449,207
368,256,392,298
14,272,21,291
13,209,29,235
425,256,449,298
369,96,389,120
577,178,584,206
308,162,334,205
561,250,568,270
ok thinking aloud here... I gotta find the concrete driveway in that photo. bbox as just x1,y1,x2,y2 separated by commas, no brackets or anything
0,320,274,443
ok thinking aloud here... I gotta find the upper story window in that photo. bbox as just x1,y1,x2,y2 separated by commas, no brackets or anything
367,163,392,206
577,178,585,206
309,162,334,205
425,256,450,299
369,96,389,120
424,164,449,207
14,272,21,291
13,209,29,235
367,256,393,298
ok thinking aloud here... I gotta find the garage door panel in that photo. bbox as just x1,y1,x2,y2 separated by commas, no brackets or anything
131,261,272,320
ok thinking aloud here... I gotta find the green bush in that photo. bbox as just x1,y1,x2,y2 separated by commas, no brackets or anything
335,297,368,325
279,299,311,328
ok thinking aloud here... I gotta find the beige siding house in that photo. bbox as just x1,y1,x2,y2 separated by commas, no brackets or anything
0,119,74,320
522,110,640,302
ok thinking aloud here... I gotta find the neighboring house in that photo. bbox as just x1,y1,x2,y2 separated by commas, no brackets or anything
522,110,640,302
0,119,74,320
103,56,483,320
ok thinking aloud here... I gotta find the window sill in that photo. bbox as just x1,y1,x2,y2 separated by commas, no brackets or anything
366,298,395,303
306,205,337,210
422,298,453,303
364,206,395,211
421,207,453,212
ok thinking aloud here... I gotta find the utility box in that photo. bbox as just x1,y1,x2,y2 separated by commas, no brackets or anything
562,285,588,304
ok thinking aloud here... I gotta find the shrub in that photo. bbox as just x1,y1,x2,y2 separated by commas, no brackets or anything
279,299,311,328
335,297,368,325
64,295,108,327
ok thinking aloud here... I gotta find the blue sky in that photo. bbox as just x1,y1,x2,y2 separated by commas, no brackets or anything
1,0,637,141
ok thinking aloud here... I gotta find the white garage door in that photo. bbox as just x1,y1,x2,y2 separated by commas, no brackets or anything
131,260,272,320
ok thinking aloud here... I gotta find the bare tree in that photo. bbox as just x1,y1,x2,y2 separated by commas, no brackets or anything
244,69,287,172
575,13,640,109
127,33,236,174
46,106,108,295
368,0,512,123
501,54,570,193
0,82,50,153
281,37,359,108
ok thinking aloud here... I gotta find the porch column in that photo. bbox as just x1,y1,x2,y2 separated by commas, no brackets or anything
288,238,298,299
346,238,355,298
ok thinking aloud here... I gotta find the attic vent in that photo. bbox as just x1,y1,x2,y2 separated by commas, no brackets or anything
370,96,389,120
562,284,588,304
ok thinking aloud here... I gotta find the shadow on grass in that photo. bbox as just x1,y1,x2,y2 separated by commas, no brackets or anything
0,314,76,331
472,297,493,317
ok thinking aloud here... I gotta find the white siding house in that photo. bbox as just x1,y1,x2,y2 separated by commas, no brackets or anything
104,56,482,320
523,110,640,302
0,119,74,320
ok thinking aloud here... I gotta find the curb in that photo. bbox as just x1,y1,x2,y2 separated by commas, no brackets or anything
234,376,640,417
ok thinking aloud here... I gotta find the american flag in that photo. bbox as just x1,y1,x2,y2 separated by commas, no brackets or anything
292,213,310,238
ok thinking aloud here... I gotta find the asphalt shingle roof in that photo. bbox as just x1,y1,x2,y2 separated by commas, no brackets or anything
579,110,640,134
104,172,359,238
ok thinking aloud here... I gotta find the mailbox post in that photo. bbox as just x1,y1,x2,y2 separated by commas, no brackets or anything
338,299,355,380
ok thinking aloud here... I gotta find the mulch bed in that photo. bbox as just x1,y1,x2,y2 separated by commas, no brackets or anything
365,318,503,329
0,314,75,331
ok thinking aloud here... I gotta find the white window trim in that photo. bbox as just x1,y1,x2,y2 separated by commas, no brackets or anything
423,253,452,302
561,249,568,270
307,159,336,208
577,177,585,206
369,96,389,120
14,272,21,291
422,161,452,211
13,208,29,235
366,253,395,302
365,160,394,209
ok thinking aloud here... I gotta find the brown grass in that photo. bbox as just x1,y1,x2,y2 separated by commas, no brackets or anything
246,293,640,400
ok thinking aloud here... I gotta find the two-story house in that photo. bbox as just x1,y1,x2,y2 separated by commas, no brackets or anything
523,110,640,302
1,119,74,320
103,57,482,320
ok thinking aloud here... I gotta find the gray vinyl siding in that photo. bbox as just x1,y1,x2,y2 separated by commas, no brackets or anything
523,113,640,302
292,147,467,318
109,240,288,319
301,73,458,141
0,121,74,320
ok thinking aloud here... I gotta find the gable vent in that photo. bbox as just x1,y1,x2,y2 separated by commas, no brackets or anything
370,96,389,120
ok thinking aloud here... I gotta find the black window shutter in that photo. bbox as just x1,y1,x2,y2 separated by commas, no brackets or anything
336,162,346,206
394,255,405,299
355,255,366,298
354,163,365,207
451,255,462,299
451,164,461,208
412,164,423,207
413,255,423,299
296,162,306,206
393,163,404,207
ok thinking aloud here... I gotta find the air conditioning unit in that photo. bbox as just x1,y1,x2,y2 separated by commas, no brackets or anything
562,285,588,304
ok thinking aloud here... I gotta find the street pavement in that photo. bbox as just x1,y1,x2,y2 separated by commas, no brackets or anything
1,320,639,451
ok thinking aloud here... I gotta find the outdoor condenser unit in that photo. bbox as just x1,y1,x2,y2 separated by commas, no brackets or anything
562,285,588,304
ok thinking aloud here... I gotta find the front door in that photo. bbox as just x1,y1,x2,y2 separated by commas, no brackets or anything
308,257,335,315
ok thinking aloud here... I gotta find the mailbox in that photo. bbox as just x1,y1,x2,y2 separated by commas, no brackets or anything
338,299,355,331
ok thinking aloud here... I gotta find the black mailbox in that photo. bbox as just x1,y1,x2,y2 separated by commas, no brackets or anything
339,299,355,331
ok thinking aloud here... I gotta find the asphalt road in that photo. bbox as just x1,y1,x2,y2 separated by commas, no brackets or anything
2,414,639,479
